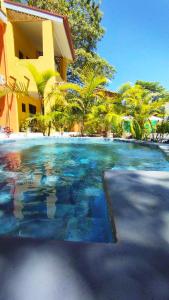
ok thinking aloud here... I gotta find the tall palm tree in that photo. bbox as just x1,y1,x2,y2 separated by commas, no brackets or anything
121,84,167,139
85,93,124,136
66,67,108,135
46,66,108,135
26,64,59,114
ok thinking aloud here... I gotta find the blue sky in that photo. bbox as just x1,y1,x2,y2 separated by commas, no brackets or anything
97,0,169,92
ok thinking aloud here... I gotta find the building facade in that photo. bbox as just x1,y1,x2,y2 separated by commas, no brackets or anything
0,0,74,132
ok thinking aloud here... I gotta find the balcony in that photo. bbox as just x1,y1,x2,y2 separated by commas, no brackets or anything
11,20,66,80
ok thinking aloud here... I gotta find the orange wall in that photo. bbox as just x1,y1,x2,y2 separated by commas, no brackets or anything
0,22,7,129
0,22,19,131
0,23,5,69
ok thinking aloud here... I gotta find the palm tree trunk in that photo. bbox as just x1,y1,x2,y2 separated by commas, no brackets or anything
80,114,85,136
47,121,52,136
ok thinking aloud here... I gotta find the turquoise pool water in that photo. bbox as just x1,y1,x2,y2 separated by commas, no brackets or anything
0,138,169,243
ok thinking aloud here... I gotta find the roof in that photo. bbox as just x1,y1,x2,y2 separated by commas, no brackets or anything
96,88,119,98
4,0,75,60
0,8,7,23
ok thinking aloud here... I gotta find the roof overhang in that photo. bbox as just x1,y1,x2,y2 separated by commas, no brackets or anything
4,0,75,61
0,9,7,23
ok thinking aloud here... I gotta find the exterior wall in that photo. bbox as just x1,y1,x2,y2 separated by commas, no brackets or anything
1,15,69,132
0,21,5,73
1,20,56,131
17,95,41,130
0,20,12,130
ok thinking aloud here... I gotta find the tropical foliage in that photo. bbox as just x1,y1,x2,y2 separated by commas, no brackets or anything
136,80,169,101
19,63,169,140
62,67,108,135
85,93,123,136
1,48,168,141
0,80,29,99
26,64,58,113
119,83,168,140
156,120,169,142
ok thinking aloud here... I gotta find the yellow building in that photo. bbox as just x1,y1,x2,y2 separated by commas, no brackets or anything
0,0,75,132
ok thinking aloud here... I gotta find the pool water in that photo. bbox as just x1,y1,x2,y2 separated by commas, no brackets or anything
0,138,169,243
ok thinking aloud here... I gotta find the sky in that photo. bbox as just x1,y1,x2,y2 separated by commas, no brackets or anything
97,0,169,92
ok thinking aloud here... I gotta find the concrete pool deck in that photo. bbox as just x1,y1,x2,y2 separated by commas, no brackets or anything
0,171,169,299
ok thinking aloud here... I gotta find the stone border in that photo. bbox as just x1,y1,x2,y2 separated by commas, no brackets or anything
158,144,169,158
104,138,169,241
113,138,169,158
102,174,118,243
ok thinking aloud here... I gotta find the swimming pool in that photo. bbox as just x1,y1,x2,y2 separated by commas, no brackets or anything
0,138,169,243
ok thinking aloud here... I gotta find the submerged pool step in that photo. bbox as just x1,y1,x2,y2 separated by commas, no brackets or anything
6,216,112,243
65,216,113,243
21,200,92,219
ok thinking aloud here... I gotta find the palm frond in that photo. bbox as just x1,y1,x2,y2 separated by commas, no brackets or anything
10,81,29,96
0,85,10,98
26,63,58,97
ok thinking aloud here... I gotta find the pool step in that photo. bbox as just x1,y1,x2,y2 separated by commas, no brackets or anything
65,216,113,243
21,200,92,219
3,216,113,243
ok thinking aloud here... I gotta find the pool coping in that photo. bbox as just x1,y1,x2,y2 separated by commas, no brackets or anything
113,137,169,158
102,174,118,243
104,138,169,241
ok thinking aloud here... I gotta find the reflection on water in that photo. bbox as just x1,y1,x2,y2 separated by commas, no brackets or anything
0,139,169,243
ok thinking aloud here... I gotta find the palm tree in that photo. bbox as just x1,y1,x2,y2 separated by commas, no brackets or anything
121,84,167,139
0,80,29,99
26,64,59,114
65,67,108,135
85,94,123,136
45,66,108,135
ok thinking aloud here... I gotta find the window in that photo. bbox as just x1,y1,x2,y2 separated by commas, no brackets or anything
19,51,24,59
22,103,26,112
29,104,36,115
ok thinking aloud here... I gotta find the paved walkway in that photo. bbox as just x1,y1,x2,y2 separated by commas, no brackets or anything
0,171,169,300
104,171,169,299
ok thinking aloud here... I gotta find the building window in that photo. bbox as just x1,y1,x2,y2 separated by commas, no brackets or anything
19,51,24,59
29,104,36,115
22,103,26,112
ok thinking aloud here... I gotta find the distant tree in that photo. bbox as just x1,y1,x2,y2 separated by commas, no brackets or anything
118,82,132,94
136,80,169,101
136,80,166,94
